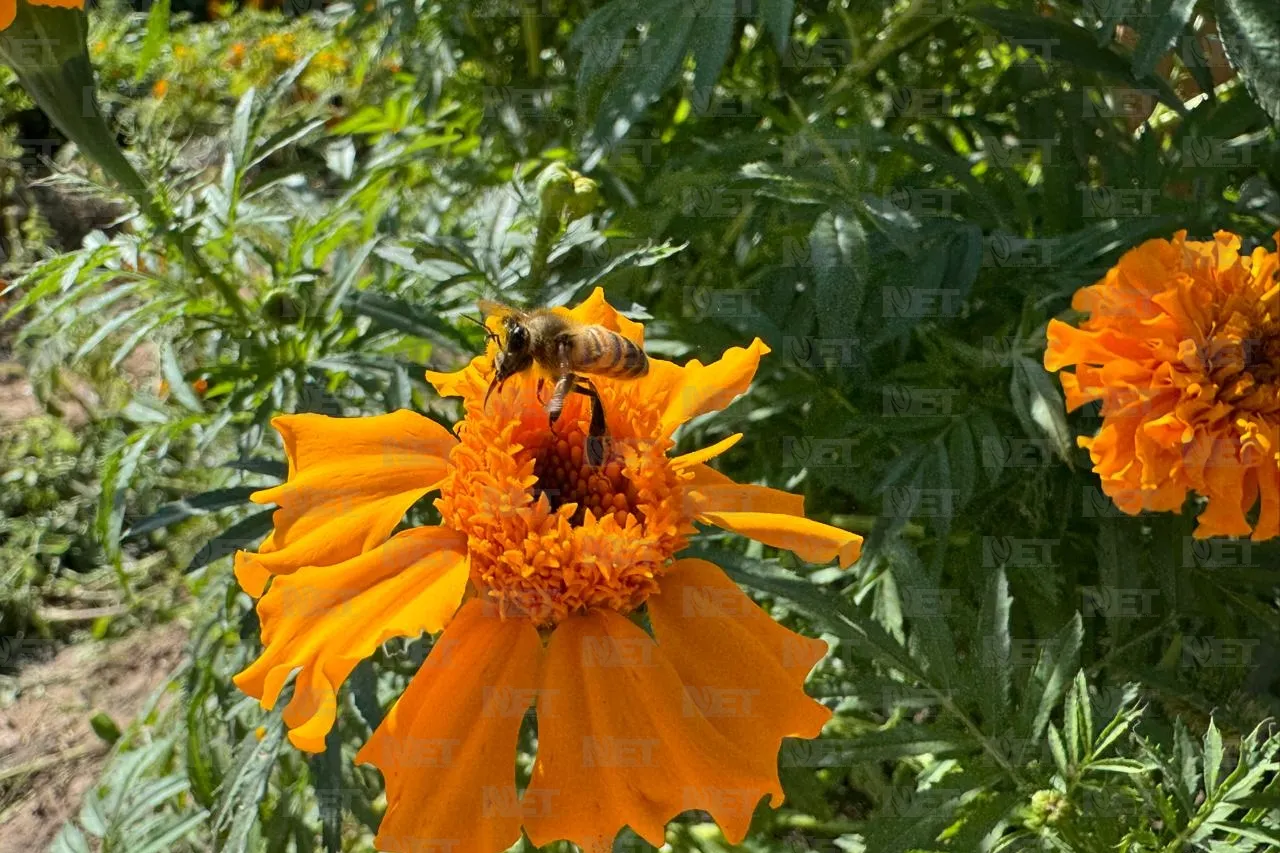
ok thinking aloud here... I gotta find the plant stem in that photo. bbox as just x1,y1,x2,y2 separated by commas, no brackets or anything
0,743,100,784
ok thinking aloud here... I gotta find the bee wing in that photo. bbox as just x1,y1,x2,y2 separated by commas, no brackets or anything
477,299,523,320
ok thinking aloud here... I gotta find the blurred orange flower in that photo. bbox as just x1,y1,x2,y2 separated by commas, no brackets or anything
234,288,861,853
1046,230,1280,540
151,79,169,98
1,0,82,32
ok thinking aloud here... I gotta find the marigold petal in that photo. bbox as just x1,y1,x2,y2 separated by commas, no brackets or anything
659,338,771,436
272,409,455,480
425,355,489,400
685,464,805,517
1195,463,1253,538
1,0,15,29
671,434,743,469
647,559,831,804
234,526,468,752
235,411,455,595
523,610,778,852
355,600,541,853
698,511,862,568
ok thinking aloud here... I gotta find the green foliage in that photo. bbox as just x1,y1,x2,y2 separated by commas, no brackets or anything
3,0,1280,850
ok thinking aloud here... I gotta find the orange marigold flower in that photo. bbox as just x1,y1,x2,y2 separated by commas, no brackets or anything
151,79,169,98
234,288,862,853
1,0,82,33
1045,230,1280,540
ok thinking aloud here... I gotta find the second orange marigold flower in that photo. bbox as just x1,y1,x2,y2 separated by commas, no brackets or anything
1045,230,1280,540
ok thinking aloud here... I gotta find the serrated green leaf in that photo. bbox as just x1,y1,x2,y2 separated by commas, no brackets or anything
1131,0,1197,80
1015,613,1083,762
1048,722,1069,774
1204,717,1225,795
1216,0,1280,125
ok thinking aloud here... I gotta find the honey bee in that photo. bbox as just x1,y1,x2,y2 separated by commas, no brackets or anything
478,300,649,466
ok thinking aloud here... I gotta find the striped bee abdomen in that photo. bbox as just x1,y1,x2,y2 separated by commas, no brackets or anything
572,326,649,378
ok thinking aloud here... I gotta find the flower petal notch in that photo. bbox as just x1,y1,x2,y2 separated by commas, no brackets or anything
237,289,863,850
1045,230,1280,540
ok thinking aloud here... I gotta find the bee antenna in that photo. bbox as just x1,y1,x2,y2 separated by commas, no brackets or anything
461,313,498,342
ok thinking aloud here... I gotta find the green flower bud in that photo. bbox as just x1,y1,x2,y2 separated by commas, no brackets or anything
262,290,304,325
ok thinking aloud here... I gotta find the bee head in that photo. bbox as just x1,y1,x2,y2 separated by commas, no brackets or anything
493,317,534,383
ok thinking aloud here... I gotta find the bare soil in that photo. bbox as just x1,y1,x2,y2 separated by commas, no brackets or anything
0,623,188,853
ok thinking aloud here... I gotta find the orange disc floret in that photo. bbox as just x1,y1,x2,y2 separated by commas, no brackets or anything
435,363,693,626
1045,230,1280,540
233,287,863,853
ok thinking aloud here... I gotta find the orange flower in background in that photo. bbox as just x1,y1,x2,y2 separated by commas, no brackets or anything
0,0,80,32
1045,230,1280,540
234,288,861,853
151,79,169,99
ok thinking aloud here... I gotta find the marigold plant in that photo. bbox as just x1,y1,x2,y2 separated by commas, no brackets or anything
1045,230,1280,540
234,288,862,853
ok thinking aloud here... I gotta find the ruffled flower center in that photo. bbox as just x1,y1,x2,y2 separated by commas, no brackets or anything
435,372,693,627
532,427,643,528
1185,309,1280,418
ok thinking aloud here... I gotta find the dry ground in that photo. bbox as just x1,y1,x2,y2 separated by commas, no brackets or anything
0,623,188,853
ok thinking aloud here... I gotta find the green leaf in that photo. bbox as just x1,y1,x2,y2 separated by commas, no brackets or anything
1064,669,1092,767
592,5,695,143
1216,0,1280,124
1011,356,1073,465
187,509,276,573
1204,717,1225,795
1084,758,1156,775
97,433,155,565
215,717,285,853
947,419,977,509
160,344,204,413
760,0,794,56
689,0,736,110
779,725,966,766
1131,0,1197,80
969,566,1012,729
342,291,472,347
971,7,1188,116
311,727,344,853
133,0,171,82
1213,823,1280,846
1014,613,1083,761
704,547,926,681
323,239,382,320
50,824,92,853
125,486,259,538
808,210,867,340
1048,723,1069,774
350,658,385,732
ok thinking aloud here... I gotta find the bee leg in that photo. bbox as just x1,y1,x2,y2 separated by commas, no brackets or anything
546,371,576,432
573,379,608,467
